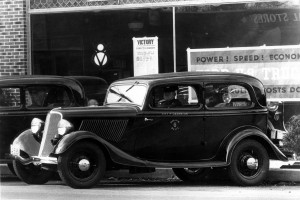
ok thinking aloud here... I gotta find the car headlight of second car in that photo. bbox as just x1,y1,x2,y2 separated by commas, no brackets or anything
31,118,44,140
57,119,74,136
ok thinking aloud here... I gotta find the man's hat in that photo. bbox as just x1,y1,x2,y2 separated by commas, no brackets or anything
164,85,178,92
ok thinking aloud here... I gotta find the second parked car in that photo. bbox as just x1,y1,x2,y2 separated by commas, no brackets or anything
0,75,108,172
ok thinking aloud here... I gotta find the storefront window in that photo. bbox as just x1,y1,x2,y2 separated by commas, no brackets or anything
31,9,173,83
175,6,300,71
30,5,300,82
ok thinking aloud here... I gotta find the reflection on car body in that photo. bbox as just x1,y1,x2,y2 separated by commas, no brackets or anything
10,72,288,188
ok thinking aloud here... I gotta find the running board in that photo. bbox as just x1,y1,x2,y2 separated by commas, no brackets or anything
143,161,228,168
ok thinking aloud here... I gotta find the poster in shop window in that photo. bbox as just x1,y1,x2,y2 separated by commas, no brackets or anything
187,45,300,100
133,37,158,76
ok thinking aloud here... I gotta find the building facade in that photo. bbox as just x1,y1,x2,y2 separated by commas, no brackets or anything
1,0,300,82
0,0,27,76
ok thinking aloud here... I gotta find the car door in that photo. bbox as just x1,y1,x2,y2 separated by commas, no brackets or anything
134,83,206,162
0,86,25,161
203,82,259,160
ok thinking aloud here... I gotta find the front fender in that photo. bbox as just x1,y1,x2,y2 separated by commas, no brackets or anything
54,131,147,167
226,128,288,163
54,131,102,154
12,129,40,157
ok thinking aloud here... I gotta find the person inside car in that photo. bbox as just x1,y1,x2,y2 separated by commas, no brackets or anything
88,99,99,107
26,88,47,108
158,86,182,108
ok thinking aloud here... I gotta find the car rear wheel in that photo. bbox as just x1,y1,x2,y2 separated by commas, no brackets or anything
228,139,269,186
57,142,106,189
173,168,210,183
13,160,53,184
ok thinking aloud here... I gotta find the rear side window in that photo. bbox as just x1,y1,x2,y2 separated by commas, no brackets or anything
25,86,71,109
0,87,21,109
205,83,253,109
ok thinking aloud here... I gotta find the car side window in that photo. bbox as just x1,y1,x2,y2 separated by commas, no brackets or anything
151,85,201,109
205,83,253,109
25,86,71,109
0,87,21,109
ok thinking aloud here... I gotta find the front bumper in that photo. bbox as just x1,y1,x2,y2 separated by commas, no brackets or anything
10,143,57,165
9,154,57,165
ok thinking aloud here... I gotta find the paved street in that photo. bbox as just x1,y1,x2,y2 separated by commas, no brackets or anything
1,176,300,200
2,161,300,200
1,160,300,200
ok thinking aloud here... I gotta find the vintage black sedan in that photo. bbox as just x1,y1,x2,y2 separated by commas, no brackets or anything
10,72,288,188
0,75,107,173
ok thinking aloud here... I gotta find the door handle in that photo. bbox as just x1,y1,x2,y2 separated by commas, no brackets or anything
144,118,153,122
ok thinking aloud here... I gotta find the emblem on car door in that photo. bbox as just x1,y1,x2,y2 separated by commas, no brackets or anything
170,119,180,131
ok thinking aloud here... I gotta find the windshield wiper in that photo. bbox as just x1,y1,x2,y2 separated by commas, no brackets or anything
109,88,133,103
126,81,139,92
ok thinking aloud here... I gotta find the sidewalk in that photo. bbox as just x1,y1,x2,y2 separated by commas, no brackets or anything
2,160,300,183
267,160,300,183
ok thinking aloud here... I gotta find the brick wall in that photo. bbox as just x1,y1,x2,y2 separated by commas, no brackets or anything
0,0,27,77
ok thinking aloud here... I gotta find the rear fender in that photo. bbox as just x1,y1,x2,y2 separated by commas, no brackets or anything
12,129,40,157
226,128,288,163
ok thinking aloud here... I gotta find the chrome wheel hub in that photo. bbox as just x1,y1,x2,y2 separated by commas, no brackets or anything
246,157,258,170
78,159,90,171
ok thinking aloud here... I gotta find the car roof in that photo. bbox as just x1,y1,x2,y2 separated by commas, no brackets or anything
0,75,73,83
0,75,106,87
114,72,263,86
0,75,98,82
0,75,108,99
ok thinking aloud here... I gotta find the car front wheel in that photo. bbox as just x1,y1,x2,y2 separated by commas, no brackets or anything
173,168,210,183
228,139,269,186
57,142,106,189
13,160,53,184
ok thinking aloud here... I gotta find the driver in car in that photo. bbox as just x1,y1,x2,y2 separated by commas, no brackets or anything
158,86,182,108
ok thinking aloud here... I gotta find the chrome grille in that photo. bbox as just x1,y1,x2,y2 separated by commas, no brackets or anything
38,112,62,157
79,119,128,142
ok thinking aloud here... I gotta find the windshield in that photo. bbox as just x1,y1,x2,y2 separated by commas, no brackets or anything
105,83,147,107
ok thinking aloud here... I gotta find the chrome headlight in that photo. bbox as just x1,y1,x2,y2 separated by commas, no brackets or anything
57,119,73,136
31,118,44,140
31,118,44,134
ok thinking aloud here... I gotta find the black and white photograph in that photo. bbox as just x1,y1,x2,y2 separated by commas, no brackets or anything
1,0,300,199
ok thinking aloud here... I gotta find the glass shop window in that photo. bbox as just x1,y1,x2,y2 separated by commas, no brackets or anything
205,83,253,109
0,87,21,109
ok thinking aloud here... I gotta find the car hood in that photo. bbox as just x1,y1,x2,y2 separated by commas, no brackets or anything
52,105,140,118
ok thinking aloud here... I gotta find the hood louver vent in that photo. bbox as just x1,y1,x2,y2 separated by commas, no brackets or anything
79,119,128,142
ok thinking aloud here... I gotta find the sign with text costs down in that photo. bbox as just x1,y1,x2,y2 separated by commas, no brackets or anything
187,45,300,100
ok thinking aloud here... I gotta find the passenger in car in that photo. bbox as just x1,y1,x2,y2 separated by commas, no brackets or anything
28,89,47,107
88,99,99,107
157,86,182,108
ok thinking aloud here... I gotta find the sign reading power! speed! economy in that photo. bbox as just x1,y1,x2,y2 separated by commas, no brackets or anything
187,45,300,100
